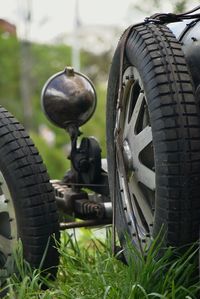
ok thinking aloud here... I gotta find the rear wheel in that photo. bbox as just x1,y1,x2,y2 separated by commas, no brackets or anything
0,107,60,292
106,23,200,253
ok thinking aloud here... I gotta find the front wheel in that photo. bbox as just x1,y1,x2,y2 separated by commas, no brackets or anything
106,23,200,254
0,107,60,292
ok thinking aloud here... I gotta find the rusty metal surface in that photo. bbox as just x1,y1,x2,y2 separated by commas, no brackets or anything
60,219,112,230
51,179,112,225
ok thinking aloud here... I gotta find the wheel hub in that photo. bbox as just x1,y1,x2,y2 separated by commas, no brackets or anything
123,140,133,171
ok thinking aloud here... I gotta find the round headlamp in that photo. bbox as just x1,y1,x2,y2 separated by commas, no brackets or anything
41,67,97,129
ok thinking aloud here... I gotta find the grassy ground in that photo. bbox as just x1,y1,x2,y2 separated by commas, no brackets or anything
3,230,200,299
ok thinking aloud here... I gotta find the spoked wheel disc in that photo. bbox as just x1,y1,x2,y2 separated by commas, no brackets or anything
116,66,155,249
0,171,17,285
107,23,200,255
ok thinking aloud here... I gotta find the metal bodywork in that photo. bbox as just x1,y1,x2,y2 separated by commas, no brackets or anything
169,19,200,89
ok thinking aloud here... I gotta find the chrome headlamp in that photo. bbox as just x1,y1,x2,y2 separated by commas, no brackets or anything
41,67,97,129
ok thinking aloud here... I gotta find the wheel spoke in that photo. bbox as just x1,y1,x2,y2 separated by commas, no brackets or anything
0,235,11,257
124,91,144,139
123,87,133,137
134,125,152,153
129,177,153,228
120,175,145,239
137,164,155,191
125,122,155,191
129,194,145,237
0,195,8,213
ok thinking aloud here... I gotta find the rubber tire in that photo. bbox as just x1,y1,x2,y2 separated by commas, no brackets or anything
106,23,200,250
0,107,60,288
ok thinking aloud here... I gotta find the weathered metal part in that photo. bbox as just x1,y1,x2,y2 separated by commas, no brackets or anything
168,19,200,88
63,135,110,196
41,67,97,128
70,137,102,184
51,179,112,221
51,179,88,214
75,199,105,219
102,202,113,219
59,219,112,230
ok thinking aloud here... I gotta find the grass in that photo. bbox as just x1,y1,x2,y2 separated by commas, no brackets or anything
2,229,200,299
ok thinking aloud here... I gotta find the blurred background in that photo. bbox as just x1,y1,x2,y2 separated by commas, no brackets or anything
0,0,198,179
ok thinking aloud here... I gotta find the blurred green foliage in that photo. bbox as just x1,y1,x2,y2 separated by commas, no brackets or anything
0,32,108,179
0,32,21,118
30,131,69,179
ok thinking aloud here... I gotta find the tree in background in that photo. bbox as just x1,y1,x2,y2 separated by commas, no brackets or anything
0,0,197,178
174,0,187,13
127,0,197,20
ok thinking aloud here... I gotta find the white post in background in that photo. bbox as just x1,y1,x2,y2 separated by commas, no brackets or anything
19,0,33,131
72,0,80,71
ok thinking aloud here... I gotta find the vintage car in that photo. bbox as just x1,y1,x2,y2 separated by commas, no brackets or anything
0,4,200,295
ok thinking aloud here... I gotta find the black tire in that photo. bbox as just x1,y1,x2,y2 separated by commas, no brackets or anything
0,107,60,292
106,23,200,254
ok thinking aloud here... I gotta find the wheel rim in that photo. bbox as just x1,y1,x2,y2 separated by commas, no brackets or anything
0,171,17,286
116,66,155,247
